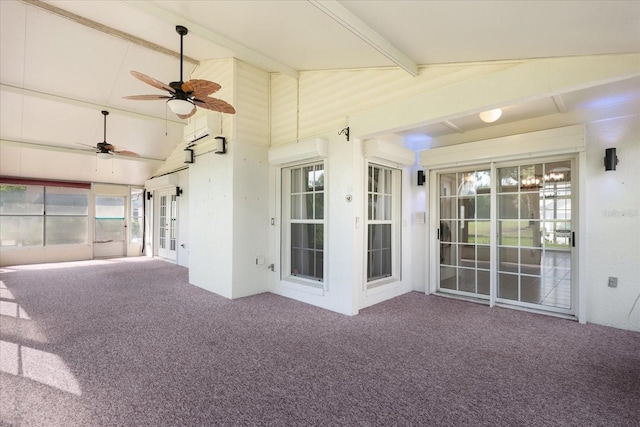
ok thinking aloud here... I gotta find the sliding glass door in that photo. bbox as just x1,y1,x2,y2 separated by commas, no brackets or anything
439,169,491,299
437,158,575,314
496,160,573,311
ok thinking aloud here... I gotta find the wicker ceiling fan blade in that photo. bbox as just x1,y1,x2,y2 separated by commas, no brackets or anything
112,149,140,157
176,106,197,119
130,71,175,93
182,79,221,97
193,96,236,114
123,94,172,100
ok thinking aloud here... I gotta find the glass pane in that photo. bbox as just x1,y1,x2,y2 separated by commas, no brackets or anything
520,164,543,192
95,218,125,241
370,166,380,193
459,197,474,220
459,268,475,293
520,221,541,248
440,266,457,290
477,246,490,269
291,194,314,219
498,167,519,193
291,168,303,193
440,242,458,266
439,173,456,197
46,217,88,245
95,197,124,218
459,245,475,268
498,194,519,219
477,270,490,295
315,224,324,250
383,195,392,220
521,248,542,275
314,167,325,192
458,172,476,196
0,184,44,214
499,247,518,273
473,221,491,244
304,166,315,192
384,169,392,194
314,193,324,219
315,251,324,279
131,189,143,242
521,275,542,304
498,273,518,300
476,195,490,219
0,216,43,246
498,220,518,246
440,196,456,219
440,220,455,246
520,193,540,220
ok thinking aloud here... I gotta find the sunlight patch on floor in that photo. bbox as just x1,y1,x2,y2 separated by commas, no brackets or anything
0,340,81,395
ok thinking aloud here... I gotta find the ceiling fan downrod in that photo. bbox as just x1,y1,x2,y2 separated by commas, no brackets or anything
102,110,109,142
176,25,188,83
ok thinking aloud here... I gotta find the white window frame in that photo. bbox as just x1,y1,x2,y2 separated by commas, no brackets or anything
281,161,327,289
365,162,402,289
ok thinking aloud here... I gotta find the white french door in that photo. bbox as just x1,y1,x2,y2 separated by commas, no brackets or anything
436,158,576,315
157,191,177,261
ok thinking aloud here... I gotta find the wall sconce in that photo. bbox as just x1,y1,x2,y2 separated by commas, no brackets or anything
214,136,226,154
417,170,426,186
604,148,618,171
146,191,152,200
176,186,183,197
184,147,194,164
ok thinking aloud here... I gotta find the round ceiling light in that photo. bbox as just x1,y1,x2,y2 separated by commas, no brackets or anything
479,108,503,123
167,98,194,115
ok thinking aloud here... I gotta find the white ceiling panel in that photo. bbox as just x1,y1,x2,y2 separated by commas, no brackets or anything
1,0,638,185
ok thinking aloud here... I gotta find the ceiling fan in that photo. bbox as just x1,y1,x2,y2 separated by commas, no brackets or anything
78,111,139,159
124,25,236,119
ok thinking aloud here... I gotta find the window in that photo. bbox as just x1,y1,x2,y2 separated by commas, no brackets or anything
130,188,144,243
0,183,88,247
95,196,125,242
283,162,325,284
366,164,401,287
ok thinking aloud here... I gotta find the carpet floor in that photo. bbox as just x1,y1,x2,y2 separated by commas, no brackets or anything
1,258,639,426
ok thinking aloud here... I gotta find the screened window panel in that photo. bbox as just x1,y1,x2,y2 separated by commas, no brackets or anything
46,217,88,245
95,219,125,241
0,216,44,246
0,185,44,215
46,187,88,215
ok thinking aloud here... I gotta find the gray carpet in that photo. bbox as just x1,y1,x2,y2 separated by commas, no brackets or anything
1,258,639,426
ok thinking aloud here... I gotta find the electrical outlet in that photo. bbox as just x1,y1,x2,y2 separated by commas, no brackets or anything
608,277,618,288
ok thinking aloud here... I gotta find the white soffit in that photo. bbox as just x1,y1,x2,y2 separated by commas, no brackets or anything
420,125,586,169
363,139,415,167
268,138,328,166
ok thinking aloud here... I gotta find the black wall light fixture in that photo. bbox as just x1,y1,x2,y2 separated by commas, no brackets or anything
176,186,183,197
184,147,194,164
417,170,426,186
214,136,226,154
146,191,152,200
604,147,619,171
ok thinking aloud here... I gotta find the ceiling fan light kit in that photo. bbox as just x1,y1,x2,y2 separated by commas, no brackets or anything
97,151,113,160
168,98,195,115
124,25,236,119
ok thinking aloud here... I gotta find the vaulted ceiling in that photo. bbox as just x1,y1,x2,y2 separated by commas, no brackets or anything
1,0,639,185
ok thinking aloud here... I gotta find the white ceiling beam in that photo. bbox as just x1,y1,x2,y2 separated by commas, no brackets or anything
0,139,164,163
552,94,568,113
307,0,418,77
22,0,198,65
442,120,464,133
1,83,182,125
123,1,299,79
